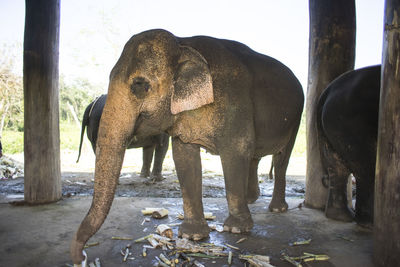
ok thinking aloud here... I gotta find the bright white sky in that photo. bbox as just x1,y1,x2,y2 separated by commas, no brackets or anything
0,0,385,91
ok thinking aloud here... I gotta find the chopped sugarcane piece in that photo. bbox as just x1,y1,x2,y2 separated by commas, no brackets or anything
157,224,173,239
112,236,133,240
153,234,172,242
177,212,215,220
180,252,191,262
134,234,154,243
302,252,330,261
228,251,233,265
236,237,247,244
148,237,160,248
282,254,302,267
152,208,169,218
141,208,161,215
159,253,172,265
225,243,240,250
291,239,312,246
84,242,100,248
142,247,147,257
155,256,169,267
123,248,129,262
186,253,221,259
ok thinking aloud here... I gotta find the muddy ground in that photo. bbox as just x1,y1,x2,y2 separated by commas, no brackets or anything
0,149,374,267
0,148,307,202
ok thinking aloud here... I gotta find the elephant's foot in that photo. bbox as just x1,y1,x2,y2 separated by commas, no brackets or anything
268,198,288,212
223,214,254,234
140,169,150,178
150,173,165,182
355,212,373,228
325,206,354,222
178,219,210,241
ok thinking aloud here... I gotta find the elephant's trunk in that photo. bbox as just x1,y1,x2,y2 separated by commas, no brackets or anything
70,90,137,264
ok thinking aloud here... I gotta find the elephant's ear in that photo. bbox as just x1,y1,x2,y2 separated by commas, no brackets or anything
171,46,214,115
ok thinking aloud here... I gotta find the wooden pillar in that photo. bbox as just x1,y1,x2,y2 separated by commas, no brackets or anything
305,0,356,209
23,0,61,203
374,0,400,265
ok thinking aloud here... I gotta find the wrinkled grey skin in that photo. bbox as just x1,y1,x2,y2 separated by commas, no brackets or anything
317,65,380,227
76,94,169,181
71,29,304,264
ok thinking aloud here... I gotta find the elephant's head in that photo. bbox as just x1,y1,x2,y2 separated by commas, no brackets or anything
71,29,213,264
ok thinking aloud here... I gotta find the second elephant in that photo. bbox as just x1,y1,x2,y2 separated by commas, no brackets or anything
76,94,169,181
317,65,380,226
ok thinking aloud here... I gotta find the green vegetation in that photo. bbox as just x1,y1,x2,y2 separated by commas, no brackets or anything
2,115,307,158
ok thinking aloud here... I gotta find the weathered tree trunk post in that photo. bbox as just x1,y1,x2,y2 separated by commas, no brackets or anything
374,1,400,265
23,0,61,203
305,0,356,209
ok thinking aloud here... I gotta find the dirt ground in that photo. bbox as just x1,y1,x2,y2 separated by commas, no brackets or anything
0,148,373,266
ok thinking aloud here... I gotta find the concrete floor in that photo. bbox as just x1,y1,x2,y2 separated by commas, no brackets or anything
0,196,373,267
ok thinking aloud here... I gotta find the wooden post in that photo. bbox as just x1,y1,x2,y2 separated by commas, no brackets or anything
374,0,400,265
23,0,61,203
305,0,356,209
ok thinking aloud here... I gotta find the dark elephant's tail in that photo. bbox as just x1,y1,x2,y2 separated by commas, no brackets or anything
76,102,93,163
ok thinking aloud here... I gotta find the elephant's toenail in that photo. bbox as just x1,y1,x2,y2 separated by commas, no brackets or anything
193,234,202,241
223,225,230,232
231,227,241,234
182,233,190,239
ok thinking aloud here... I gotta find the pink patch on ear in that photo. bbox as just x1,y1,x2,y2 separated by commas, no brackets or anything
171,76,213,114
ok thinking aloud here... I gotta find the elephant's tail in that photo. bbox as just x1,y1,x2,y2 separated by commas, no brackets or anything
76,101,93,163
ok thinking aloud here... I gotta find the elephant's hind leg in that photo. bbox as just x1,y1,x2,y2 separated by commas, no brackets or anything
268,131,298,212
322,142,354,222
151,136,169,181
141,145,155,178
247,157,261,204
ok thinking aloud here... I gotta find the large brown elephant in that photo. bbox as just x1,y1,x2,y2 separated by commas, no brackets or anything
71,29,304,264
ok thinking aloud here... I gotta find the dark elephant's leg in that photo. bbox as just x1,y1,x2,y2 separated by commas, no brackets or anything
141,145,155,178
269,130,298,212
221,152,253,233
247,157,261,204
354,169,375,226
172,137,209,240
323,144,354,221
151,136,169,181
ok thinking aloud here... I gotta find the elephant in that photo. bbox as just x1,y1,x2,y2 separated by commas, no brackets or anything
71,29,304,264
76,94,169,181
317,65,380,226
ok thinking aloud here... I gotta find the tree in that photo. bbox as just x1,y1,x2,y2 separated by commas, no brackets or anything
0,43,23,136
59,75,103,124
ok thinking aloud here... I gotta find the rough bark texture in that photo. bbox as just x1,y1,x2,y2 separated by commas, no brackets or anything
23,0,61,203
374,1,400,265
305,0,356,209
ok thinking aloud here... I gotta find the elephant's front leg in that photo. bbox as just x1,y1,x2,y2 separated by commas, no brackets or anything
172,137,210,240
221,153,254,233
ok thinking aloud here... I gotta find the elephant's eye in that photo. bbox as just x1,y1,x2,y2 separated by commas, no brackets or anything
131,77,151,98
